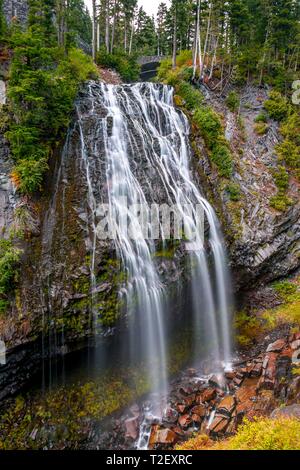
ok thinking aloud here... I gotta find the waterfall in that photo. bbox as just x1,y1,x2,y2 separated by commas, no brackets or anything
74,81,232,396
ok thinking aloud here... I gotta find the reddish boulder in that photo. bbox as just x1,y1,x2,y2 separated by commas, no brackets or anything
176,404,187,414
191,414,202,424
291,339,300,350
149,426,178,448
191,405,206,419
217,395,236,416
124,416,139,441
249,362,263,378
266,339,286,353
209,414,230,434
200,388,217,403
225,371,235,380
178,414,192,429
209,374,225,389
259,352,277,390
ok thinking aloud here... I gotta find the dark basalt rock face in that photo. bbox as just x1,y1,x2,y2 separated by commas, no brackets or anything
192,84,300,293
0,81,299,400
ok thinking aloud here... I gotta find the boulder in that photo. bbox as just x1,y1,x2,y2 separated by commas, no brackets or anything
259,352,277,390
209,414,230,434
124,416,139,441
178,414,192,429
271,404,300,420
200,388,217,403
209,374,226,389
191,405,206,419
149,426,178,448
266,339,286,353
217,395,236,416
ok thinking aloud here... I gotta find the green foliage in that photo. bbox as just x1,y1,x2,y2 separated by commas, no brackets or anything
218,417,300,450
12,158,49,194
270,165,293,212
176,81,203,110
96,49,140,82
0,239,21,301
193,108,222,147
176,50,192,67
226,182,241,201
254,122,269,135
234,310,262,348
6,23,98,194
225,91,240,112
254,113,268,123
276,113,300,175
272,280,298,301
210,142,233,178
157,58,173,82
0,0,6,38
264,91,290,121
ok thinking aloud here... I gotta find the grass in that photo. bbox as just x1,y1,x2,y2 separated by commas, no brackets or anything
235,277,300,347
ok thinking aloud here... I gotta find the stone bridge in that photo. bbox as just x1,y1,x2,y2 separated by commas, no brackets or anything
138,56,168,81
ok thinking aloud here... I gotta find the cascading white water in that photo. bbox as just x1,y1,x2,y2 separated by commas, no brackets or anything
75,81,232,397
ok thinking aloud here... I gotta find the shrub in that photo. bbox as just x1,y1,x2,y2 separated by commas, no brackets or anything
225,91,240,112
264,91,290,121
12,157,49,194
0,239,21,299
194,107,222,147
226,182,241,201
7,28,99,195
254,122,269,135
157,58,172,82
176,50,193,67
177,81,203,110
211,142,233,178
270,194,293,212
272,165,290,192
272,280,298,301
176,417,300,450
276,139,300,170
255,112,268,123
96,50,140,82
280,113,300,145
234,310,262,348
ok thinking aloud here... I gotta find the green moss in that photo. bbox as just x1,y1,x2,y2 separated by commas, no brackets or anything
254,113,268,123
0,239,21,310
225,91,240,112
254,122,269,135
226,182,241,201
234,310,263,348
264,91,290,121
270,165,293,212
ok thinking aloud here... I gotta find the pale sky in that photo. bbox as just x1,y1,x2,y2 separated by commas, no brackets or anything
84,1,170,17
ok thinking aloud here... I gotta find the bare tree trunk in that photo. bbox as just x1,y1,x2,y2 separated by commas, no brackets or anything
129,14,135,55
105,0,110,53
198,0,203,79
201,0,212,78
124,17,127,52
97,20,100,52
92,0,97,61
110,0,118,53
172,5,177,69
193,0,200,79
259,22,270,86
209,33,219,80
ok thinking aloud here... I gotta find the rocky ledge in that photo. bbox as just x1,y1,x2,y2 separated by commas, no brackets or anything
99,332,300,450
